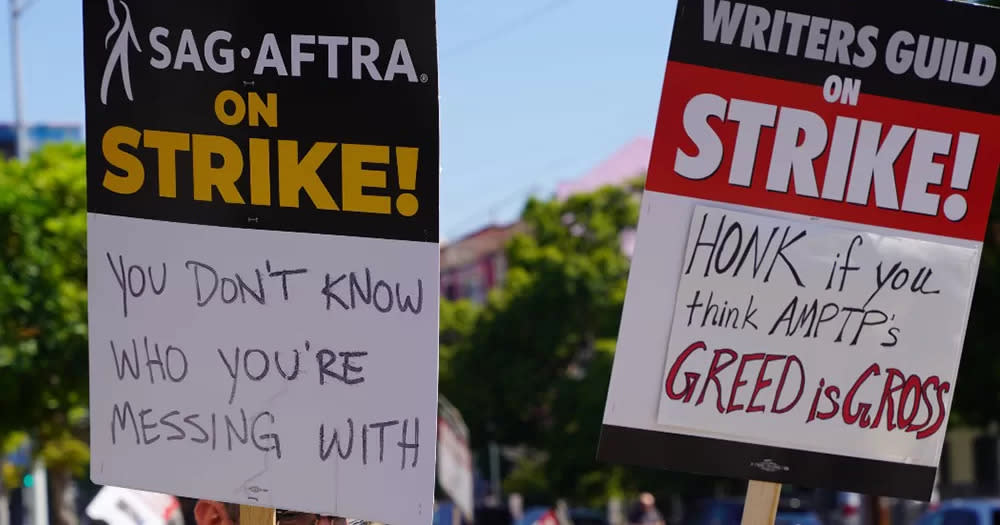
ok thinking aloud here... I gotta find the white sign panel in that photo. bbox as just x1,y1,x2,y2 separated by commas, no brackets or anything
88,216,439,524
658,205,977,464
86,487,181,525
84,1,441,522
597,0,1000,500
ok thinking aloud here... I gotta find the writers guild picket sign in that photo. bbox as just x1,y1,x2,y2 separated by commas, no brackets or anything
83,1,439,524
598,0,1000,499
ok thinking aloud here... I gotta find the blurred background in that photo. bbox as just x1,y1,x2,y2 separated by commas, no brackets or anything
4,1,1000,525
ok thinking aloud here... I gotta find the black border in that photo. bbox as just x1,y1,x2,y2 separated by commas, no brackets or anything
597,425,936,500
83,0,439,243
669,0,1000,115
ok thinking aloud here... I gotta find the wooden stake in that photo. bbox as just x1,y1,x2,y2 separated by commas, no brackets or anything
740,480,781,525
240,505,276,525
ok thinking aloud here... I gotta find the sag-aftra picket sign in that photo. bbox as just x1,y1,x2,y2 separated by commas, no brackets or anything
84,2,440,523
599,0,1000,499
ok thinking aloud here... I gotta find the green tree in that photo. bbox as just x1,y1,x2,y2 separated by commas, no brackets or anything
442,180,646,502
440,298,481,390
0,144,90,525
951,181,1000,427
442,179,771,507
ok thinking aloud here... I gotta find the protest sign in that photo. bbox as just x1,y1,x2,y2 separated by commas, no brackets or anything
437,399,473,521
83,1,439,523
85,486,182,525
598,0,1000,500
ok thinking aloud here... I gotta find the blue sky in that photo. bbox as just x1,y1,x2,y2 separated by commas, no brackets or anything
0,0,675,240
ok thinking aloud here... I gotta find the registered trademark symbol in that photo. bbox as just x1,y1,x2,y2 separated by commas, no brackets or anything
419,73,429,83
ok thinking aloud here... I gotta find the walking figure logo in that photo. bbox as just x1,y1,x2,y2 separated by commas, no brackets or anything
100,0,141,105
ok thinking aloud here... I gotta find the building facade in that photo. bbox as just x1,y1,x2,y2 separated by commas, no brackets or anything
0,123,82,158
441,137,651,303
440,223,526,303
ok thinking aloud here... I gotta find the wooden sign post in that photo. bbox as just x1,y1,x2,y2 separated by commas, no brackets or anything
740,481,781,525
241,505,276,525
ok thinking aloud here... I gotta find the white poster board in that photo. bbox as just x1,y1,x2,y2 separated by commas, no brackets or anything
88,218,439,524
85,486,181,525
658,205,977,464
597,0,1000,500
437,417,474,521
83,1,441,523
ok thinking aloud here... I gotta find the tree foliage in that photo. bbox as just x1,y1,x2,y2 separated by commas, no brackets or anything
952,182,1000,427
0,144,90,492
441,181,648,503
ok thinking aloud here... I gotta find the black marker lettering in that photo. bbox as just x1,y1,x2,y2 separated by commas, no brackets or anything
112,401,140,445
217,347,240,404
398,418,419,469
107,253,129,317
225,409,249,451
369,420,400,463
185,260,220,306
160,410,186,441
319,419,354,461
139,408,160,445
186,413,209,443
110,340,141,380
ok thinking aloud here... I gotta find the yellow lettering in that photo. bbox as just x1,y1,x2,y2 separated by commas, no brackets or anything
342,144,390,214
248,92,278,128
191,134,246,204
249,138,271,206
101,125,145,195
277,140,339,210
143,130,190,198
214,90,246,126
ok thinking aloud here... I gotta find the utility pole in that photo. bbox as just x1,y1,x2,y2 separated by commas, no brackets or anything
1,9,22,525
10,0,31,160
488,441,501,506
8,4,47,521
0,477,7,525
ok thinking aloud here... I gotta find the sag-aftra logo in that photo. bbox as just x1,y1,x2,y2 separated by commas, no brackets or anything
99,0,424,105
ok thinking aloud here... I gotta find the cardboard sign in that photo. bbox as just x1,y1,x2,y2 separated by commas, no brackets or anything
598,0,1000,500
437,404,473,522
83,2,439,523
85,487,182,525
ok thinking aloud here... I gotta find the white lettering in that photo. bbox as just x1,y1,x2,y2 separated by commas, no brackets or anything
727,99,776,187
675,94,728,181
803,16,831,62
317,36,349,79
174,29,205,72
149,27,171,70
853,26,879,68
766,107,824,197
739,5,770,50
352,38,381,80
821,117,859,201
886,30,916,75
703,0,746,45
847,122,913,210
385,40,418,82
255,33,289,76
291,34,316,77
902,130,952,215
205,31,234,74
953,43,996,87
